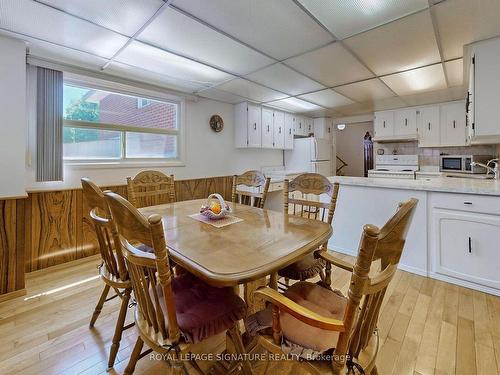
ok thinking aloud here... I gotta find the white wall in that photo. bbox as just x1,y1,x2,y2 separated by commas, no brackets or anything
0,36,26,198
26,97,283,190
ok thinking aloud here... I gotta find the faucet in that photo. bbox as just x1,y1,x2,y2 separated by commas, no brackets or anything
470,158,499,179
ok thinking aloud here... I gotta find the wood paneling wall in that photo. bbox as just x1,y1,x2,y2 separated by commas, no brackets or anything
0,175,234,296
0,199,25,295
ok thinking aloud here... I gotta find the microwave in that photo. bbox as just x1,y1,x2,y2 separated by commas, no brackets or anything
439,155,493,173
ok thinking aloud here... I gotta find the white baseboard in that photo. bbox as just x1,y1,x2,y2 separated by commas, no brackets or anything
429,272,500,297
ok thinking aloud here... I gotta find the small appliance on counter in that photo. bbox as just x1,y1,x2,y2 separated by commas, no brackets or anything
439,155,494,174
368,155,419,179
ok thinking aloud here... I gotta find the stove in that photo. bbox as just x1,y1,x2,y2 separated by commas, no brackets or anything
368,155,419,179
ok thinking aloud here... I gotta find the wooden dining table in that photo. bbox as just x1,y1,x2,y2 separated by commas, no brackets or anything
139,199,333,312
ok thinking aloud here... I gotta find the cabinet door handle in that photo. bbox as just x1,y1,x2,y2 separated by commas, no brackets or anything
468,237,472,253
464,201,473,205
428,122,431,130
328,127,331,133
309,125,311,130
289,128,291,135
405,118,408,126
453,120,456,128
383,120,386,128
254,123,257,130
279,126,281,133
267,125,270,132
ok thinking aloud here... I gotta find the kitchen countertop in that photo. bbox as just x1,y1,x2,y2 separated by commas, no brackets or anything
329,176,500,196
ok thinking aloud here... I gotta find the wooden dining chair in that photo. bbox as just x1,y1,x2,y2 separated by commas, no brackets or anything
277,173,339,287
127,170,175,208
250,198,418,374
232,170,271,208
104,191,252,375
81,178,134,370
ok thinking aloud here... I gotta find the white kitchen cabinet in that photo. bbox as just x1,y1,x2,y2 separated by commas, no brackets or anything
394,108,417,137
284,113,294,149
261,107,274,148
305,117,314,135
469,37,500,144
273,110,285,149
417,105,440,147
313,117,333,139
374,111,394,138
431,209,500,290
440,101,466,146
294,116,307,136
234,102,261,148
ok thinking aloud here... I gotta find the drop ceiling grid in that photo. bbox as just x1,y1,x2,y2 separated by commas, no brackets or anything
0,0,476,114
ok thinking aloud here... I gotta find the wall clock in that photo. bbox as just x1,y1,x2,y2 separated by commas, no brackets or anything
209,114,224,132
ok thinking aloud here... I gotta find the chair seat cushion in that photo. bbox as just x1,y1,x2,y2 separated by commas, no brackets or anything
246,282,346,354
278,253,325,280
155,273,246,343
280,282,346,352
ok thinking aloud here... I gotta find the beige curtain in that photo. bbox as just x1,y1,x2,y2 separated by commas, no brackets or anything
36,67,63,182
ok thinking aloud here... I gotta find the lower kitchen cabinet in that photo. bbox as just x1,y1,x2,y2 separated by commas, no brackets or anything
430,193,500,293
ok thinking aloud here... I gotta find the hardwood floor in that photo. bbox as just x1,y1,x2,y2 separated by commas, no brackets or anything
0,253,499,374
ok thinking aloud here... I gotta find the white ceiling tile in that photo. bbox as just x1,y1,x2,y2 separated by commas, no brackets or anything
36,0,163,36
171,0,334,60
138,8,274,75
344,10,440,75
401,86,466,106
380,64,447,96
298,89,354,108
445,59,464,87
114,41,233,85
196,88,247,104
245,63,324,96
372,96,407,111
297,0,428,39
334,79,395,103
335,102,375,116
215,78,287,103
266,97,322,113
106,62,207,93
284,43,373,86
306,109,340,118
0,0,128,58
434,0,500,60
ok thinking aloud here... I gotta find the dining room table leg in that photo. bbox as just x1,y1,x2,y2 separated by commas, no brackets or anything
244,277,268,315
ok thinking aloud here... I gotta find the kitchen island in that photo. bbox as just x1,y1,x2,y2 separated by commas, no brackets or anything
328,175,500,296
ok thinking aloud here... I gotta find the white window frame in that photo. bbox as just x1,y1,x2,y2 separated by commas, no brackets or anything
63,78,185,168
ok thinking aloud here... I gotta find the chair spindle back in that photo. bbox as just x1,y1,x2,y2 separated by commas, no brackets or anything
232,170,271,208
127,170,175,208
104,192,181,344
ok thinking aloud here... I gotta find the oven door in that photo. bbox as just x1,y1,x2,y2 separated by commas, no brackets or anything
440,157,463,172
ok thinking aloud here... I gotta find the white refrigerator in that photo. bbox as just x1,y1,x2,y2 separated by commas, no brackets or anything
285,137,334,177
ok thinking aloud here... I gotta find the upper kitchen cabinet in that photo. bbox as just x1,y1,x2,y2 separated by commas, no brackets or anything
261,107,274,148
284,113,294,150
234,102,292,150
294,115,306,136
273,110,285,149
235,102,261,148
440,101,467,146
468,37,500,144
418,105,440,147
313,117,333,139
305,117,314,135
394,108,417,138
373,110,395,139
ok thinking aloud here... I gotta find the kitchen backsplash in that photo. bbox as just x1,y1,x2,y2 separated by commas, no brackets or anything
374,142,499,167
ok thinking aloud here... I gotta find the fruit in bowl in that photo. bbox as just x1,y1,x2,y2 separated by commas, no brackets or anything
200,193,231,219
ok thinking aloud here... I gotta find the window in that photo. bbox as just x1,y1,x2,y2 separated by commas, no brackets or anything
137,98,151,108
63,83,179,162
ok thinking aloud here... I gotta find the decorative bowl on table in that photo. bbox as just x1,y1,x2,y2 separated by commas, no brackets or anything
200,193,231,220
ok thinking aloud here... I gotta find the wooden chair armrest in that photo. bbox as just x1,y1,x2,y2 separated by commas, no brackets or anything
254,287,345,332
316,250,354,272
